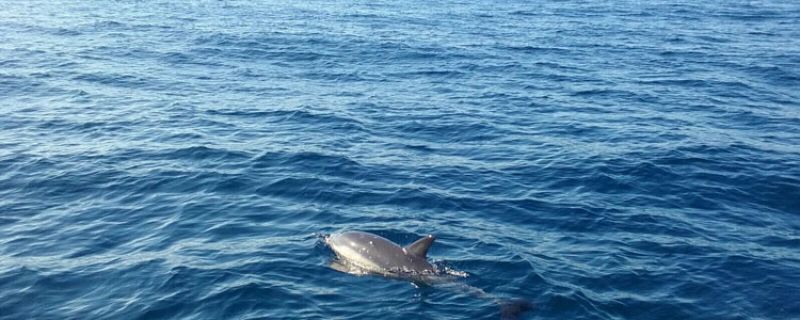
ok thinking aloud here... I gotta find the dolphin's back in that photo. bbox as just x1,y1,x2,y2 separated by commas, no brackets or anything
327,231,434,273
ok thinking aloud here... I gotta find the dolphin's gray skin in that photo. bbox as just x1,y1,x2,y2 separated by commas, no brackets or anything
325,231,436,275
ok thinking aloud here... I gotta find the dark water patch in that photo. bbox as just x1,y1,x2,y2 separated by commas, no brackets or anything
191,32,338,63
295,70,372,82
0,75,53,97
0,59,22,67
72,72,171,90
742,64,800,86
386,69,467,80
162,146,251,163
504,45,573,55
207,108,368,133
569,88,640,99
251,150,364,177
391,120,504,143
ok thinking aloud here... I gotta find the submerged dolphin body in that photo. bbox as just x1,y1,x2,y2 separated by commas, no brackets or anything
325,231,533,319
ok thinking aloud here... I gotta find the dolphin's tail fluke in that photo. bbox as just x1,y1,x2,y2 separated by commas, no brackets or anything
499,299,534,320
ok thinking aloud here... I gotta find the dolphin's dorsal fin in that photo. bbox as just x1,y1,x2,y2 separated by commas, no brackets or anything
404,235,435,258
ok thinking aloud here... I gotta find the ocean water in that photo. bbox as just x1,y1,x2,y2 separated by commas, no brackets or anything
1,1,799,319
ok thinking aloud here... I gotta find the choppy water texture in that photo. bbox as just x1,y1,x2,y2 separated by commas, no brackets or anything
1,1,800,319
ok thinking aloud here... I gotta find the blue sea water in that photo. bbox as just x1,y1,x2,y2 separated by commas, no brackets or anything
1,0,799,319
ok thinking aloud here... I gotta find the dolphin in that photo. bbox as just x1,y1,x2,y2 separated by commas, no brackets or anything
325,231,436,275
324,231,533,319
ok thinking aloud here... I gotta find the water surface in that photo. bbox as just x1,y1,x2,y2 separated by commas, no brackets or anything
1,1,799,319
